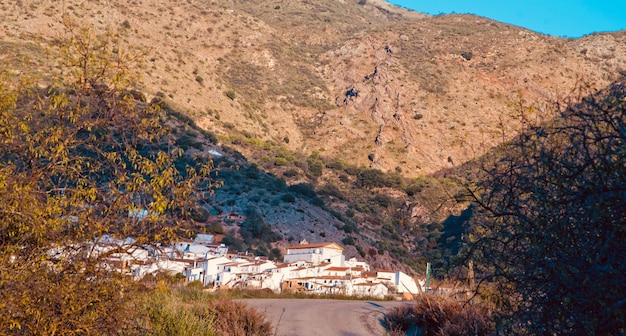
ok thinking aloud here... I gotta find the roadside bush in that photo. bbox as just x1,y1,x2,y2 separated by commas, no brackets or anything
143,286,272,336
382,295,494,336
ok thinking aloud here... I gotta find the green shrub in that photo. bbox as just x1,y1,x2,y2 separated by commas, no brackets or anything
310,196,325,207
272,178,287,190
240,207,281,244
282,169,298,177
274,157,288,166
280,193,296,203
225,89,236,100
344,165,360,176
404,183,423,196
325,159,344,170
306,156,324,178
371,194,392,208
317,184,345,200
342,222,357,234
268,248,282,261
206,222,224,234
244,164,260,179
221,234,247,252
288,183,316,198
342,236,355,245
355,245,366,257
345,209,355,218
356,168,389,188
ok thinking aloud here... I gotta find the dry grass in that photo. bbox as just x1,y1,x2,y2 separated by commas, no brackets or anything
381,295,495,336
141,285,273,336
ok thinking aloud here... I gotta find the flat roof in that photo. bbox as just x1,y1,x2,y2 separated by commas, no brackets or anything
287,242,343,250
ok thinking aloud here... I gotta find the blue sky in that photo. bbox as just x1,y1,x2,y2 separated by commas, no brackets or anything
387,0,626,38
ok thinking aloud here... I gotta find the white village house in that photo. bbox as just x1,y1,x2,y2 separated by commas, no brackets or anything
98,236,425,300
282,241,345,266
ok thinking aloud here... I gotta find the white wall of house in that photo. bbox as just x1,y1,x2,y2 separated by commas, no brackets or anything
262,265,298,292
351,282,389,299
394,271,423,294
345,258,370,271
283,243,345,266
96,238,428,301
198,256,231,286
133,259,189,279
185,266,204,282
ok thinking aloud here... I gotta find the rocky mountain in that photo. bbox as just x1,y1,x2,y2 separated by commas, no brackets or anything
3,0,625,274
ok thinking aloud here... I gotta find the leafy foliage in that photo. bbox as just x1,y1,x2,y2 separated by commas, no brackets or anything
356,167,402,188
0,22,217,334
288,182,317,198
237,207,281,248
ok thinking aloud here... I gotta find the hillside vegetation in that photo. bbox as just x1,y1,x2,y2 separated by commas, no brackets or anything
1,1,625,334
2,0,624,276
3,0,625,175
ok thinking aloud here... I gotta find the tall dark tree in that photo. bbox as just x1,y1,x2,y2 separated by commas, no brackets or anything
465,80,626,335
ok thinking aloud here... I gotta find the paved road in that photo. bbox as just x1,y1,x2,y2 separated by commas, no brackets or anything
242,299,410,336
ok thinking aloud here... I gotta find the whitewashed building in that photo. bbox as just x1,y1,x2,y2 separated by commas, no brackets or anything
282,241,345,266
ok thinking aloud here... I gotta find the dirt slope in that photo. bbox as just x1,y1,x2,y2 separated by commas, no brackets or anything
4,0,625,175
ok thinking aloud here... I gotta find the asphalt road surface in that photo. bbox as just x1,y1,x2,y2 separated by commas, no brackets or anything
242,299,410,336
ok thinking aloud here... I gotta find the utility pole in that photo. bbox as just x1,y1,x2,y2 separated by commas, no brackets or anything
468,260,475,290
425,262,431,293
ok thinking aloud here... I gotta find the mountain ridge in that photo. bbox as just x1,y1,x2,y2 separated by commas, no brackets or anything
4,0,625,175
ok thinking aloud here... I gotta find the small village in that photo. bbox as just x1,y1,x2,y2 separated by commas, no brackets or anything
96,235,425,300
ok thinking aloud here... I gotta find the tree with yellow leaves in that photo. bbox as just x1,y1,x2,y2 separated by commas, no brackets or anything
0,20,218,334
